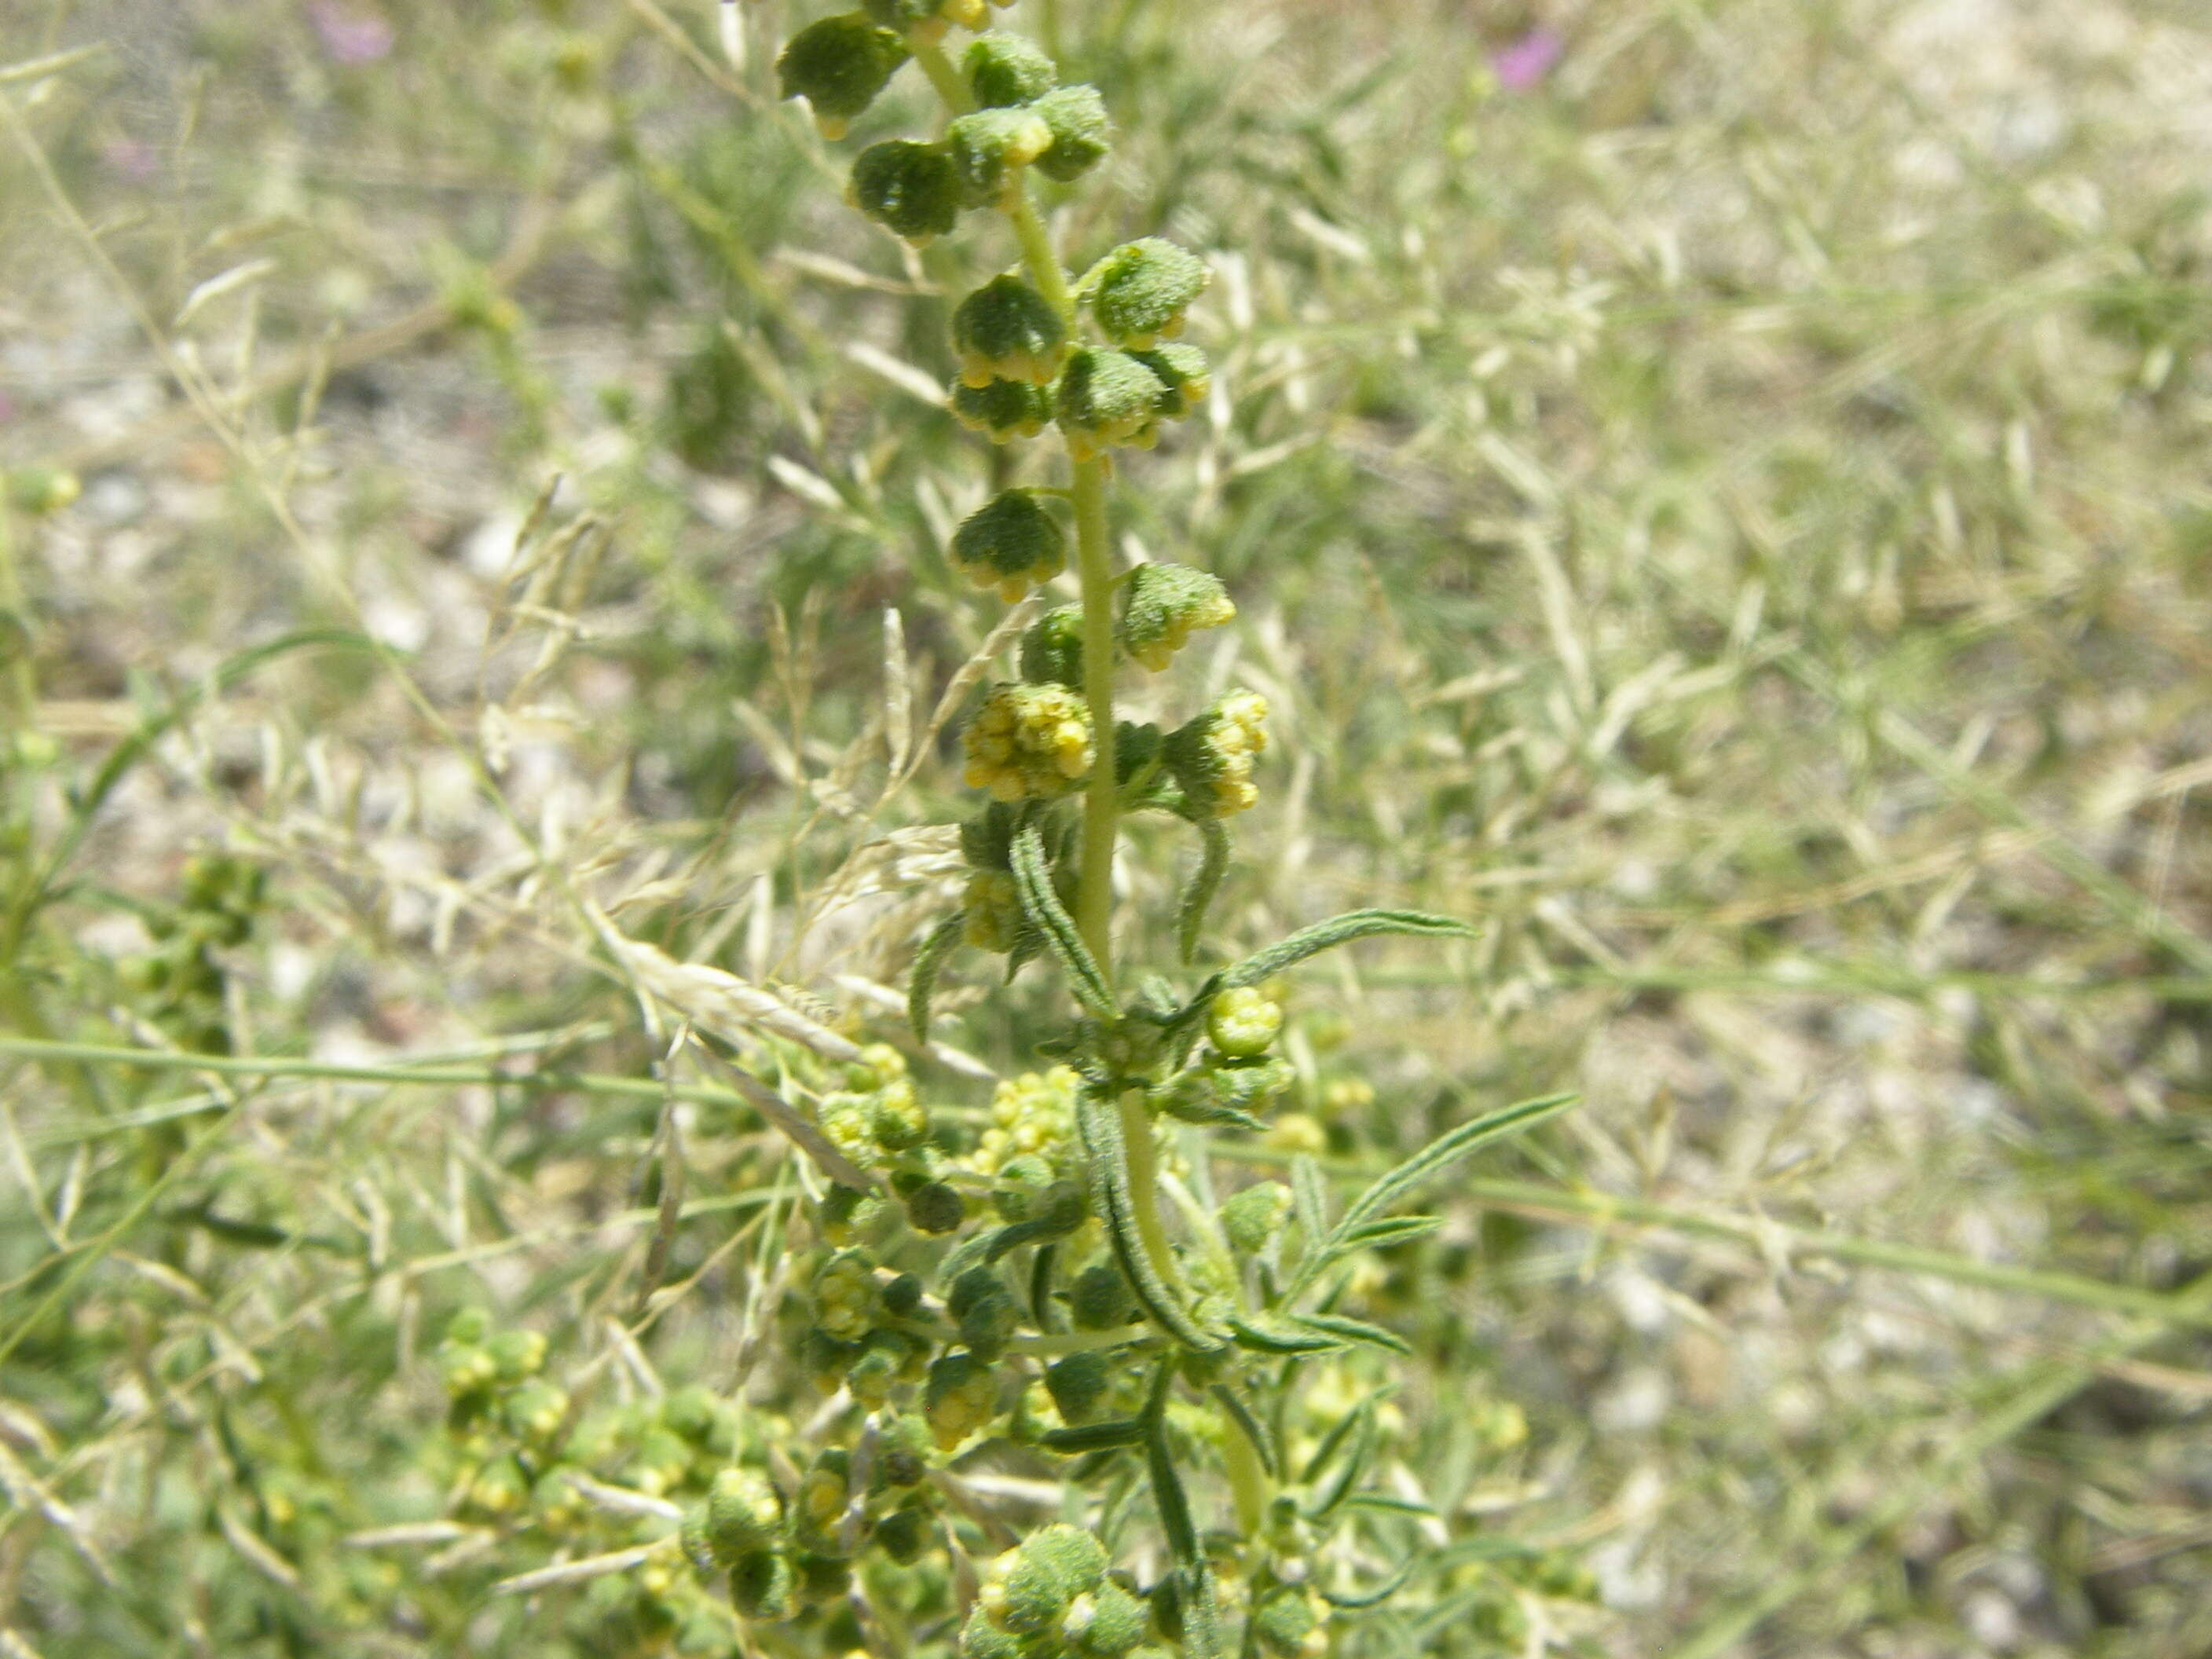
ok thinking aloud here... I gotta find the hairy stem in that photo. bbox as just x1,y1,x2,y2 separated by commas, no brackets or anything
1071,455,1118,974
1117,1087,1179,1300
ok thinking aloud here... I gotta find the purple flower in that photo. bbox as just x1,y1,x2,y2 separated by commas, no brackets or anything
308,2,394,65
1492,26,1563,93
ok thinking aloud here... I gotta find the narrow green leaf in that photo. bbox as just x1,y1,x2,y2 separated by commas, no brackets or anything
1291,1092,1574,1298
1287,1153,1329,1287
1175,817,1232,965
1143,1360,1222,1659
1040,1419,1145,1453
1075,1088,1224,1353
906,911,967,1042
1317,1560,1416,1609
1221,908,1474,991
1291,1311,1411,1355
1010,819,1117,1018
1302,1399,1376,1522
1333,1214,1444,1253
1209,1382,1279,1481
1229,1316,1344,1356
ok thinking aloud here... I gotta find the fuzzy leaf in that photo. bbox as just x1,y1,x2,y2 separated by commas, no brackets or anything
1229,1316,1344,1357
1302,1399,1377,1522
1039,1419,1144,1453
1291,1311,1411,1355
1011,819,1117,1019
906,911,967,1042
1331,1214,1445,1253
1317,1560,1416,1610
1144,1361,1224,1659
1291,1093,1574,1298
1075,1087,1224,1353
1175,817,1232,965
1209,1382,1280,1481
1221,908,1475,991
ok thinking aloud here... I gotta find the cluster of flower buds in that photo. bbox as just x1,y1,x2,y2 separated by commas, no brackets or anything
1119,563,1236,672
950,487,1067,600
1164,690,1270,817
961,1525,1155,1657
962,680,1095,801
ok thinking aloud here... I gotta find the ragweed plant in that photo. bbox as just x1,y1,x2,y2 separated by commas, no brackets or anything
413,6,1573,1656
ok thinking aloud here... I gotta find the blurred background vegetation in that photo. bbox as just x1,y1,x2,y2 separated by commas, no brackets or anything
2,0,2210,1654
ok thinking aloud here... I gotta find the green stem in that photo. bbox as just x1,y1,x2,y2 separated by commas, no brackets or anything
910,38,975,115
1071,455,1118,975
1117,1087,1178,1294
1006,192,1075,320
1218,1401,1268,1537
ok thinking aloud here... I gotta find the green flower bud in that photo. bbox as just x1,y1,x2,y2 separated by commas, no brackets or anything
947,1265,1020,1361
812,1249,879,1340
1018,603,1085,687
946,106,1054,207
951,374,1054,441
961,1607,1027,1659
442,1306,492,1346
818,1181,873,1246
1070,1260,1133,1329
881,1272,925,1320
706,1467,784,1562
871,1078,929,1152
1157,1054,1295,1129
466,1456,530,1518
875,1502,934,1563
863,0,988,46
803,1325,868,1391
1042,1350,1113,1425
730,1548,799,1621
980,1524,1107,1634
989,1154,1055,1221
1250,1588,1324,1658
906,1179,967,1235
1056,348,1170,462
950,488,1067,601
1090,238,1208,348
1063,1580,1149,1656
659,1385,722,1445
819,1090,877,1166
1207,986,1282,1057
875,1412,934,1487
850,140,965,244
1128,342,1212,416
534,1467,588,1531
923,1351,998,1450
1032,83,1111,181
848,1042,908,1091
965,30,1057,107
776,14,910,140
972,1065,1080,1174
500,1379,569,1444
5,468,81,516
485,1328,548,1382
1165,689,1269,817
1119,562,1236,672
963,682,1093,801
1220,1181,1293,1254
794,1452,850,1551
954,276,1068,388
438,1343,497,1400
629,1427,693,1496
